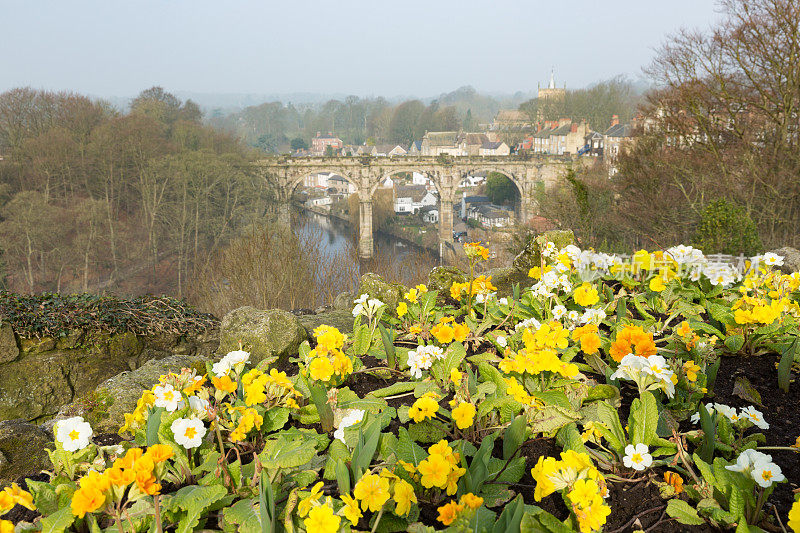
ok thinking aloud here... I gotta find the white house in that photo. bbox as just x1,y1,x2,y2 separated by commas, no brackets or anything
479,141,510,156
305,195,333,209
421,207,439,224
394,185,438,214
459,173,486,188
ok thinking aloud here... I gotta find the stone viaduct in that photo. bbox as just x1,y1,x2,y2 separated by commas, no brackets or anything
253,155,583,262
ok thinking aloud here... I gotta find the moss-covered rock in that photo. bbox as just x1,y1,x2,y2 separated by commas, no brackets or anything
769,247,800,274
59,355,206,434
0,420,53,486
512,229,575,273
218,307,306,367
0,324,19,364
298,310,354,337
332,291,356,312
357,273,406,310
427,266,467,293
483,266,528,297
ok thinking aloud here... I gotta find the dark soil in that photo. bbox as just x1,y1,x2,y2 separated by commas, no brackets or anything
711,353,799,519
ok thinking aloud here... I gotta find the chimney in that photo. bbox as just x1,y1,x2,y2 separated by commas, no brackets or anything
611,115,619,127
570,123,578,133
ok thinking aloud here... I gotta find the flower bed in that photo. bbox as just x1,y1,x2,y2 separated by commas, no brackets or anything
3,241,800,532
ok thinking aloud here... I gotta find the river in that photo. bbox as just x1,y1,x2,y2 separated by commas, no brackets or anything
292,208,438,285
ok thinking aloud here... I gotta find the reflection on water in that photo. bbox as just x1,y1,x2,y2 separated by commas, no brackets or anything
293,208,437,282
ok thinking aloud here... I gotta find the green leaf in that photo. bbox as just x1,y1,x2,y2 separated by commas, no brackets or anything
584,384,619,403
368,381,417,398
478,362,508,395
777,338,796,393
395,427,427,463
629,391,658,446
503,415,527,460
167,484,228,533
146,406,164,446
335,459,351,495
556,423,587,454
259,435,317,470
595,401,626,453
352,323,372,355
351,418,382,477
39,506,75,533
309,383,334,432
431,342,466,383
529,404,580,436
261,407,290,433
26,479,58,516
724,334,745,353
378,323,396,368
492,495,525,533
521,509,574,533
223,498,263,533
408,420,448,443
666,499,705,525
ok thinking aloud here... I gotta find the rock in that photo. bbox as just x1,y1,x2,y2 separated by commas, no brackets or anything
0,324,19,364
512,229,575,273
482,266,528,297
0,420,53,485
357,273,405,310
427,266,467,293
218,307,306,366
333,292,356,312
769,246,800,274
57,355,206,434
0,331,217,422
298,310,355,336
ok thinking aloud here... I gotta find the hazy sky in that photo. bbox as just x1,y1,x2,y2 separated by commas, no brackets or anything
3,0,721,98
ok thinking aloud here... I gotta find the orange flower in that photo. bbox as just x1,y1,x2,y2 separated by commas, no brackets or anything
664,471,683,494
211,375,237,394
453,322,470,342
572,324,601,355
437,501,464,526
609,325,656,362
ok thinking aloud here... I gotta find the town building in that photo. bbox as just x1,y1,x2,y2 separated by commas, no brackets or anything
603,115,633,162
538,69,566,101
394,184,438,215
327,175,356,196
460,193,491,219
490,110,534,131
419,132,499,156
479,141,510,156
311,132,343,155
466,204,515,228
420,206,439,224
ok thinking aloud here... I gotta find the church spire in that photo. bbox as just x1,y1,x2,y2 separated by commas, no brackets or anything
549,68,555,89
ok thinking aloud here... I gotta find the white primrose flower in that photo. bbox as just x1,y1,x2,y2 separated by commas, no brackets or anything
55,416,93,452
496,335,507,348
751,460,785,488
762,252,784,267
515,317,541,333
333,409,366,445
580,308,606,325
352,294,369,317
740,406,769,430
552,305,567,320
188,395,209,415
713,403,740,423
498,297,509,306
211,359,231,377
725,449,772,474
567,310,580,322
171,417,207,449
610,354,675,398
623,443,653,471
224,350,250,367
407,345,444,379
153,384,181,412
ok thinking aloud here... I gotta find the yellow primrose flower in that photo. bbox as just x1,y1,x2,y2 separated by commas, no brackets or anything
453,322,470,342
450,368,463,384
451,402,476,429
788,497,800,532
676,321,692,337
573,283,600,307
340,494,362,525
409,395,439,422
353,473,390,512
649,276,666,292
404,288,419,303
430,323,455,344
308,357,335,382
683,360,701,382
397,301,408,317
418,453,451,489
392,479,417,516
303,504,340,533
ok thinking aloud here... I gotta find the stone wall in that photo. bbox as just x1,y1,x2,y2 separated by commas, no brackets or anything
0,326,218,422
